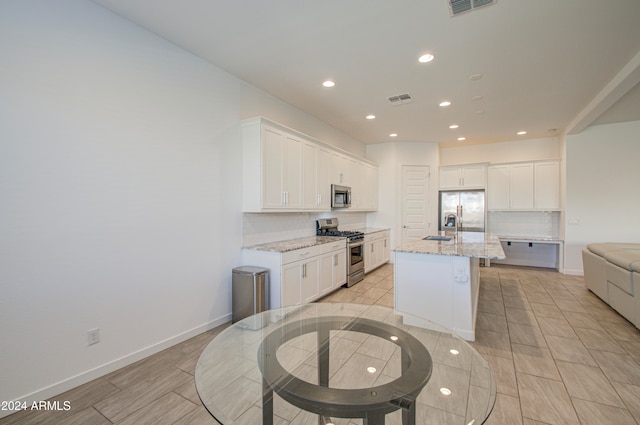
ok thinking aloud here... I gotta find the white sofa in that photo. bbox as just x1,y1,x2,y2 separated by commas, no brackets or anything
583,243,640,328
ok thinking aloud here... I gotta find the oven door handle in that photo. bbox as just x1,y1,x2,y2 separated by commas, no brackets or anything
349,241,364,248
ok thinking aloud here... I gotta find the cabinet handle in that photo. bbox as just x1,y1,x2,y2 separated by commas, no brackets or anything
384,240,387,248
285,191,289,205
299,251,310,257
334,254,338,266
371,244,374,253
302,263,306,278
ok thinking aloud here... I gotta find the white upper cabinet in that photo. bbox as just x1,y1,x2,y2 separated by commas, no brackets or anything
349,160,378,211
534,161,560,210
244,122,302,211
302,141,331,210
331,152,350,185
316,147,332,210
487,165,510,210
509,163,534,209
243,117,377,212
439,164,487,189
487,160,560,211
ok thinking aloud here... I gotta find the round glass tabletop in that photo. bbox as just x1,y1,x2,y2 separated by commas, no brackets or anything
196,303,495,425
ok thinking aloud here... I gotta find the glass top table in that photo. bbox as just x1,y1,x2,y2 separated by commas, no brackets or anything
196,303,495,425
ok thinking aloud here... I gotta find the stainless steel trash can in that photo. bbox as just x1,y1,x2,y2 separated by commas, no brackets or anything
232,266,269,325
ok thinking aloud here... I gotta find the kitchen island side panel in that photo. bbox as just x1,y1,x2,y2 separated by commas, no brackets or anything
241,249,282,309
394,251,478,341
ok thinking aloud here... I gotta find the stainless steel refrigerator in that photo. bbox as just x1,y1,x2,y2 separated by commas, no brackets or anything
439,190,485,232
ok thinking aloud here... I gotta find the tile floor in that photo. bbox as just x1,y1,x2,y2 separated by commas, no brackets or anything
3,264,640,424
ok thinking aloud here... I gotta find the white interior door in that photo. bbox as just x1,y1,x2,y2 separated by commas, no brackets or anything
401,165,430,245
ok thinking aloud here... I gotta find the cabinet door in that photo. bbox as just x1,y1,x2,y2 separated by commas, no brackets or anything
333,250,347,287
282,262,302,307
263,127,285,208
302,141,318,209
317,148,332,210
319,253,334,296
364,240,374,272
301,258,319,303
440,167,462,189
535,161,560,210
372,239,383,268
461,165,486,188
487,165,510,210
381,235,390,264
365,164,379,210
510,163,534,209
331,153,348,184
351,160,366,210
283,134,302,209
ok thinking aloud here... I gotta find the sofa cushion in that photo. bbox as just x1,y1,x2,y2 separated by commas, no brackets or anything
588,243,640,257
604,250,640,271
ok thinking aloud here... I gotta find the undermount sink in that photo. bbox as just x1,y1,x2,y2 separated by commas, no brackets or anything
423,236,452,241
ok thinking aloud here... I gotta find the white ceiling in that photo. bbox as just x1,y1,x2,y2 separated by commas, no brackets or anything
92,0,640,146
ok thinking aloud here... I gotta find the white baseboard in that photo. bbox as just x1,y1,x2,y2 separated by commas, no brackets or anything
0,313,231,419
563,268,584,276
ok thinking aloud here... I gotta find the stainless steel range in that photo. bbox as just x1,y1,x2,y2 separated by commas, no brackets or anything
316,218,365,287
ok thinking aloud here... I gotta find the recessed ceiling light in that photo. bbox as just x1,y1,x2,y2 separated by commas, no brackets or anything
366,114,375,120
439,101,452,107
390,133,398,137
457,137,466,141
517,131,527,135
469,73,483,81
440,388,452,396
449,124,459,129
367,366,377,373
390,335,399,341
322,80,335,88
418,53,435,63
450,349,460,355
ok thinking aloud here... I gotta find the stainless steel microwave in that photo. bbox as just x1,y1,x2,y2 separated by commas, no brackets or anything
331,184,351,208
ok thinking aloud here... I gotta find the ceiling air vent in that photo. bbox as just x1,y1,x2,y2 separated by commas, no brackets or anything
387,93,414,105
448,0,497,17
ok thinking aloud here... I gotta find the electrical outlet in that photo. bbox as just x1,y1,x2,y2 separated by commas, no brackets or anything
87,328,100,346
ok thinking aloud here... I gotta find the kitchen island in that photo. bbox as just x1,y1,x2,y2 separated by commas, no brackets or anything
394,231,506,341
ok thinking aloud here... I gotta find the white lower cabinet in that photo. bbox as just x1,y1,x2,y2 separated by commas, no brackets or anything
319,249,346,296
364,230,390,273
242,240,346,308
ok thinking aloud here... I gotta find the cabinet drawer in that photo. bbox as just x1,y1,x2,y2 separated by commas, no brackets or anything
282,241,346,265
365,231,390,242
321,240,346,255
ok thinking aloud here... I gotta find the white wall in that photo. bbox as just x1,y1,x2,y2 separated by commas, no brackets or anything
366,142,440,250
564,120,640,274
0,0,365,411
440,137,560,165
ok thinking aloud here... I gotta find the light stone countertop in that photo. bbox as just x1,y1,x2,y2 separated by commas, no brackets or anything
393,231,506,259
354,227,390,235
243,236,344,253
497,235,564,242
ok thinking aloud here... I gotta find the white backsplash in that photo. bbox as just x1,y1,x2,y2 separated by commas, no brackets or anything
242,211,368,246
487,211,560,238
